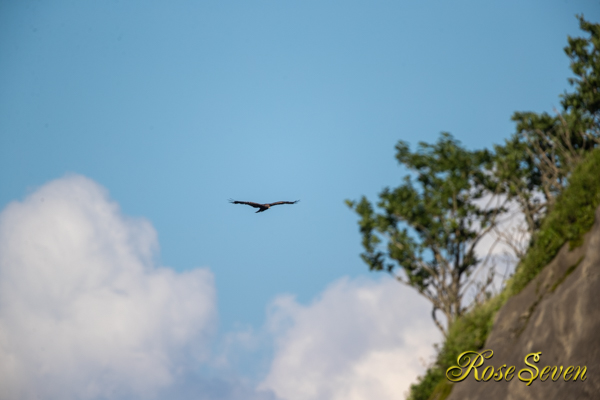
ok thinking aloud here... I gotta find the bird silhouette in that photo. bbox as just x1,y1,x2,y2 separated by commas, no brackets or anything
229,199,300,213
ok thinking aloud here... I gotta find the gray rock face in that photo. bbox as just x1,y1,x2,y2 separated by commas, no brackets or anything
445,207,600,400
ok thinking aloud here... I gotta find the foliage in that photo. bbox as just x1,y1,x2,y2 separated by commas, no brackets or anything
406,147,600,400
406,294,505,400
491,16,600,254
404,16,600,400
507,148,600,295
436,294,504,369
346,133,502,336
562,15,600,128
406,367,444,400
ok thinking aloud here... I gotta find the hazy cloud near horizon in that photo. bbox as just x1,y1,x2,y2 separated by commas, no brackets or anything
260,277,441,400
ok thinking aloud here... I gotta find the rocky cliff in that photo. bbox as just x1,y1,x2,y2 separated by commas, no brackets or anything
445,206,600,400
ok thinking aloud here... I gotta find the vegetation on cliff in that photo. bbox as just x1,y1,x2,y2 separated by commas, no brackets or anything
347,16,599,400
403,16,600,400
407,148,600,400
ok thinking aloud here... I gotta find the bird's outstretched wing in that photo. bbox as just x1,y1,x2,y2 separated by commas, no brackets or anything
266,200,300,207
228,199,265,209
229,199,299,213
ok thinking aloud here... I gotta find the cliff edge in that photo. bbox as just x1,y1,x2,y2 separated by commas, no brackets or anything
445,205,600,400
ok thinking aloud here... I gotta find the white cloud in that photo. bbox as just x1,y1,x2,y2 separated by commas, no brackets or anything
474,195,530,260
259,277,441,400
0,175,217,400
470,195,531,301
0,174,444,400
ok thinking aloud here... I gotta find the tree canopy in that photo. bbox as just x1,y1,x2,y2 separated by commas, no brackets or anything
348,16,600,340
492,16,600,242
347,134,502,336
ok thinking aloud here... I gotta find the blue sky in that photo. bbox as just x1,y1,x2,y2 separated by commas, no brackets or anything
1,1,599,399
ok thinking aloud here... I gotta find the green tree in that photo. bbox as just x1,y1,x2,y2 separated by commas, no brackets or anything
347,133,503,336
563,15,600,128
403,16,600,400
492,16,600,252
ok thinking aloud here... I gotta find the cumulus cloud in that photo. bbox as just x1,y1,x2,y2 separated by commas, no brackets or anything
259,277,441,400
0,174,445,400
0,175,216,400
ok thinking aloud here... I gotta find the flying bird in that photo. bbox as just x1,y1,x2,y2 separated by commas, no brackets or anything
229,199,300,213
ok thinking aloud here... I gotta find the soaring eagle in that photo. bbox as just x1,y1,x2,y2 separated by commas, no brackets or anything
229,199,300,213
